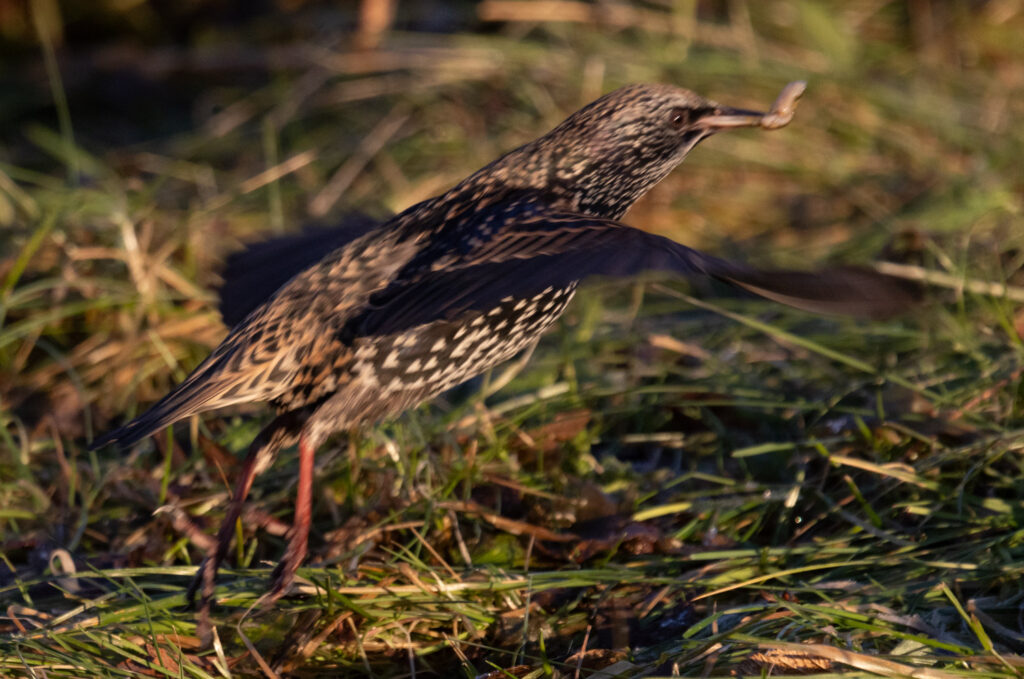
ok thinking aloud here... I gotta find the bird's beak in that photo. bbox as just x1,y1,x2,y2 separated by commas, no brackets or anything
698,81,807,132
697,106,769,130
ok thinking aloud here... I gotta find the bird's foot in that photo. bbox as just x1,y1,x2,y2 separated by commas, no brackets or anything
261,536,308,608
186,554,223,648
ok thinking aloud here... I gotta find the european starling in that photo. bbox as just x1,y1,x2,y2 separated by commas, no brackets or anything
92,81,918,634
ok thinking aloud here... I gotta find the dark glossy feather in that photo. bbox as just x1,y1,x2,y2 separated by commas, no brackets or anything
346,211,920,338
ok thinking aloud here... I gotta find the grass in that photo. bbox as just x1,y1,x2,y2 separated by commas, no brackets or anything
2,0,1024,676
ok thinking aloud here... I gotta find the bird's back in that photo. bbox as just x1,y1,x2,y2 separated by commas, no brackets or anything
91,218,425,448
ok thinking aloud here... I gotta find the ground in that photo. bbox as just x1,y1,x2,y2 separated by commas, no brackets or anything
1,1,1023,677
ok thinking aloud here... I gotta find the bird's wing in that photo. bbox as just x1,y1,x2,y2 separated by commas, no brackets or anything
346,210,920,338
218,214,382,327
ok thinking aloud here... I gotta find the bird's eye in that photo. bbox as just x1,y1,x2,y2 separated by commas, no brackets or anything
669,107,690,129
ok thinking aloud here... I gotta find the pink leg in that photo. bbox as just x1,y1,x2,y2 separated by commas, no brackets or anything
188,444,260,645
186,414,297,646
266,432,315,603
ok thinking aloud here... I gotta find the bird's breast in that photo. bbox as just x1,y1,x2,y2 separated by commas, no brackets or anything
352,283,579,398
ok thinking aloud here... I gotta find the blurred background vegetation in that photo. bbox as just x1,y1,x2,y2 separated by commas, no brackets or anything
1,1,1023,677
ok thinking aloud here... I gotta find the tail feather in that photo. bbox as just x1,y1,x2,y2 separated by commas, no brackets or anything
90,346,243,450
90,399,188,450
90,386,212,450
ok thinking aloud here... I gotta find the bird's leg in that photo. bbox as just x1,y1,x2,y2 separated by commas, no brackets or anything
186,414,296,645
187,444,260,645
265,432,315,604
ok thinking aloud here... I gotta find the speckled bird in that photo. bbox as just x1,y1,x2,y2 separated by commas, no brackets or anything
92,82,918,631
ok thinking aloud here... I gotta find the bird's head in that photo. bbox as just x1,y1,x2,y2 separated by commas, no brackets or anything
491,83,800,219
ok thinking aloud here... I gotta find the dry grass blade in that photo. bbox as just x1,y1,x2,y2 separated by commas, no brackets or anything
748,639,965,679
876,261,1024,303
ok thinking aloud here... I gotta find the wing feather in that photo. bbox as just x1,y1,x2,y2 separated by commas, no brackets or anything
346,211,919,338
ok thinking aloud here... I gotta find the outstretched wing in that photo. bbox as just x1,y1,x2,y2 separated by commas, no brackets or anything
92,201,919,450
344,209,920,338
